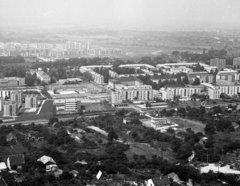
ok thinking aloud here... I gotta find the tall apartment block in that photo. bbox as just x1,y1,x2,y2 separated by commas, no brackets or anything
3,101,18,117
233,57,240,69
10,91,22,107
25,95,38,108
210,58,226,70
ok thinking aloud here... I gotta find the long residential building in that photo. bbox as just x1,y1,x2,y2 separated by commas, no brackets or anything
216,69,239,82
0,77,25,87
160,84,202,100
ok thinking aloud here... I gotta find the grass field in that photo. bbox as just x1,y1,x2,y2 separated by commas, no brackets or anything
171,117,206,133
40,100,54,114
126,142,177,163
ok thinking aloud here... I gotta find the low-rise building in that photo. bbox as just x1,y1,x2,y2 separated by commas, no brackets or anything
0,77,25,87
202,82,240,99
35,70,51,83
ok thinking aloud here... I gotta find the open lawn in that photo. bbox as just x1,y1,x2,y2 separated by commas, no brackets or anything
126,142,177,163
40,100,54,114
171,117,206,133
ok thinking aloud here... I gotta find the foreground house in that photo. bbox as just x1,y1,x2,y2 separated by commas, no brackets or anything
146,176,171,186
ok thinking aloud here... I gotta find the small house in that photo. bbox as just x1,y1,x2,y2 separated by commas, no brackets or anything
146,176,171,186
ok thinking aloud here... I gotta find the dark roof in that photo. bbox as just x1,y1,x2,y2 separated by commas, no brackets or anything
9,154,25,166
152,177,171,186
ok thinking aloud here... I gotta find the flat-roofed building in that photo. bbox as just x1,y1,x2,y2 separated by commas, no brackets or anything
3,101,18,117
0,77,25,87
35,70,50,83
202,82,240,99
109,77,143,89
160,84,202,100
25,94,38,108
110,77,153,104
187,72,214,84
10,91,22,107
216,69,239,82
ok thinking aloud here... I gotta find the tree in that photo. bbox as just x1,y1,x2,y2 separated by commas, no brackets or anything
108,130,118,142
192,78,200,85
49,116,59,125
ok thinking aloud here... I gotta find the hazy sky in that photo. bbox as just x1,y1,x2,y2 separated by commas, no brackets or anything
1,0,240,30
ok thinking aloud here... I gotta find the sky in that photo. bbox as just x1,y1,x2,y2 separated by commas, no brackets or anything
0,0,240,30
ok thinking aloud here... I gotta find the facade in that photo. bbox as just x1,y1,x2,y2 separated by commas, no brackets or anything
202,83,240,99
109,77,143,89
233,57,240,69
89,71,104,84
0,98,2,111
216,69,239,83
160,85,202,100
210,58,226,70
35,70,51,83
110,77,153,104
187,72,214,84
151,117,170,129
10,91,22,107
3,101,18,117
25,95,38,108
64,99,80,111
0,77,25,87
119,64,155,70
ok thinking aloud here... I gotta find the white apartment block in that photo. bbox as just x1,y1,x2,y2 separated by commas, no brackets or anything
10,91,22,107
216,69,239,83
202,83,240,99
119,64,155,70
110,77,153,104
160,85,202,100
25,95,38,108
112,85,153,104
35,70,51,83
0,77,25,87
3,101,18,117
88,71,104,84
64,99,80,111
